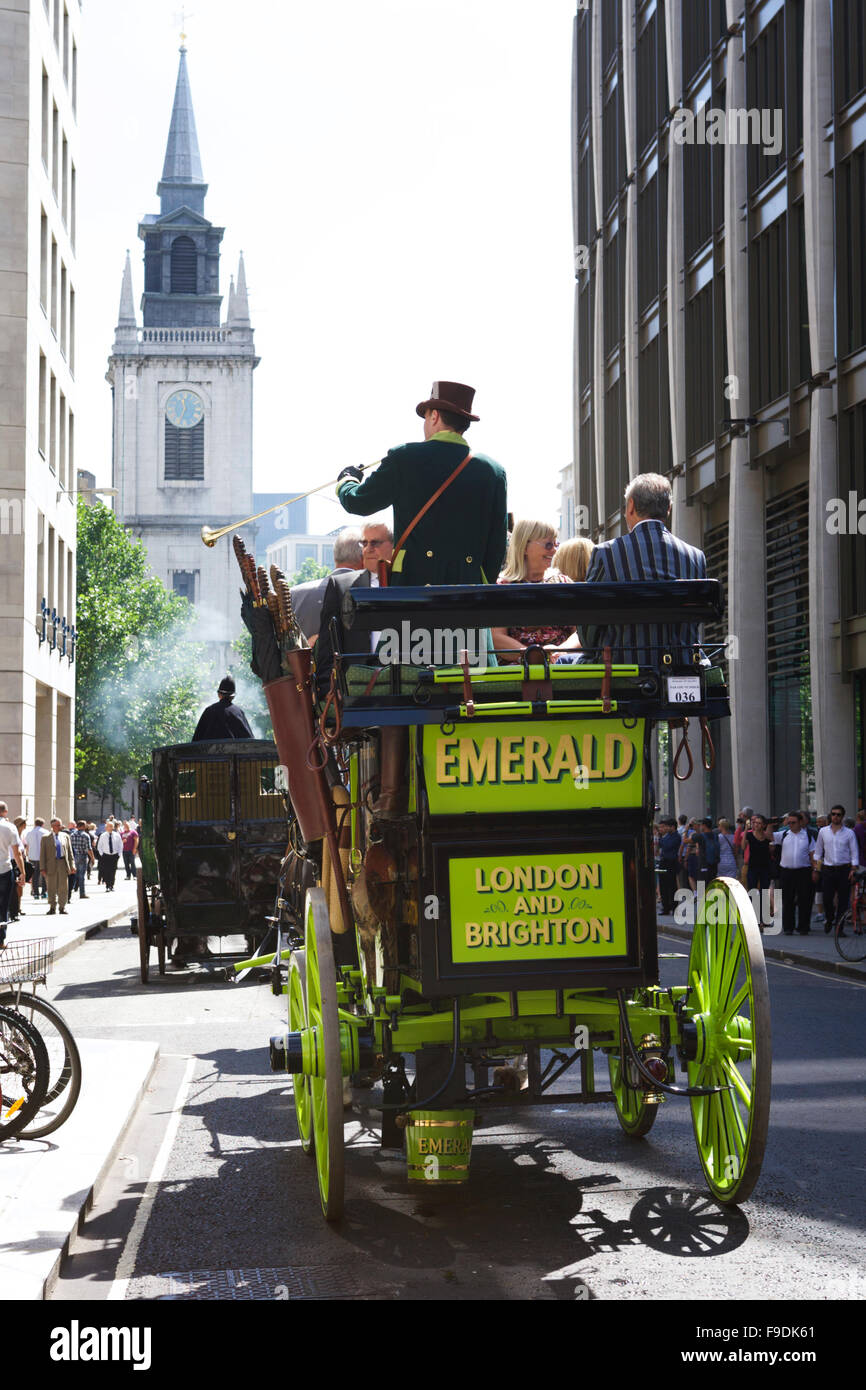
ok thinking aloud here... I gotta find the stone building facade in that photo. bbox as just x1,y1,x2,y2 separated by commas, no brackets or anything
0,0,81,822
567,0,866,818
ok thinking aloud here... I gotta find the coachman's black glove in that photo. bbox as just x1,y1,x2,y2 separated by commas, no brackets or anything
337,466,363,484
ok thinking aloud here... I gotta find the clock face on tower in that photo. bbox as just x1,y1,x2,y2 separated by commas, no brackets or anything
165,389,204,429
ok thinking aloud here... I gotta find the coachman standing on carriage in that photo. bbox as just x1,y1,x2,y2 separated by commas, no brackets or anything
334,381,508,815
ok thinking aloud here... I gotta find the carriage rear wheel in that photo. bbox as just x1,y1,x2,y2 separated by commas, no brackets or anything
608,1052,660,1138
687,877,771,1206
305,888,345,1221
137,867,151,985
288,950,313,1154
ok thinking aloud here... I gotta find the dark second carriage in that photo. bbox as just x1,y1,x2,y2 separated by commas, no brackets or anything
135,739,288,982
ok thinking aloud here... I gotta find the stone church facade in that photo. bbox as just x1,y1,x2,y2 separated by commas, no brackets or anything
106,44,258,670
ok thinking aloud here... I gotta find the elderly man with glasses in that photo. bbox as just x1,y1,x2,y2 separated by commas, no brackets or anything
813,806,860,934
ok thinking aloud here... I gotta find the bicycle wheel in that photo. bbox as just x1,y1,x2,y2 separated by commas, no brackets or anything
835,894,866,963
0,1005,50,1141
0,992,82,1138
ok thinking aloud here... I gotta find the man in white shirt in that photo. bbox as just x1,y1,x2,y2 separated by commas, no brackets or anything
813,804,860,933
776,810,815,936
24,816,49,899
97,820,123,892
0,803,26,945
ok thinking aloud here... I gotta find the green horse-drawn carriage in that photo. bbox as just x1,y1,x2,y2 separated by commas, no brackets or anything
247,579,770,1220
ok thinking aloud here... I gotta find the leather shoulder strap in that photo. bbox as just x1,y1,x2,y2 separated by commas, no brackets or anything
393,451,473,556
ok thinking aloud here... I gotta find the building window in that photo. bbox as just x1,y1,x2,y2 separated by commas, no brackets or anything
836,0,866,108
50,236,58,334
749,214,788,409
602,375,627,522
638,173,659,311
838,149,866,356
843,401,866,618
685,281,715,454
52,103,59,200
766,484,812,812
576,9,591,133
41,69,49,170
603,225,624,358
321,544,334,569
40,210,48,310
747,9,786,193
38,355,47,456
60,263,67,357
636,10,658,157
61,134,68,225
170,236,197,294
295,544,318,568
164,419,204,480
172,571,197,604
49,372,57,473
69,162,76,248
578,414,596,533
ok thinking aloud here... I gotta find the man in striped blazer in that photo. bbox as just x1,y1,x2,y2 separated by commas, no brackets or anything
578,473,707,665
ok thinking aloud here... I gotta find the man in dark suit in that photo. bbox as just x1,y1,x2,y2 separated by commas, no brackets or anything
334,381,508,588
192,677,254,741
291,528,364,644
314,565,373,701
578,473,707,664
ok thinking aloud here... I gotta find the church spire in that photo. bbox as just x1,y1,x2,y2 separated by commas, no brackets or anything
117,250,136,327
228,253,251,327
157,44,207,216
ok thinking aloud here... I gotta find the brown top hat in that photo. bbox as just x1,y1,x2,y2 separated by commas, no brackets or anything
415,380,480,422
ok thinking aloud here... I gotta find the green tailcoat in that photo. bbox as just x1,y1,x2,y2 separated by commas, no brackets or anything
337,436,508,587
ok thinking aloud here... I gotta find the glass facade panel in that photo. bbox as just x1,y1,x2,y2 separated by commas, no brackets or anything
766,485,813,812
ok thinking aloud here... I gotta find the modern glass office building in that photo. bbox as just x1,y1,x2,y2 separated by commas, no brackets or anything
568,0,866,817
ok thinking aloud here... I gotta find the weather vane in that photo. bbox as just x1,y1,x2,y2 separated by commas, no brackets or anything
173,6,194,47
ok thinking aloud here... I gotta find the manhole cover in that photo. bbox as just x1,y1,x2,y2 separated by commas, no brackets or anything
156,1266,360,1300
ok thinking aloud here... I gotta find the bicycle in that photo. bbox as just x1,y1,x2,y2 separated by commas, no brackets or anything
0,1003,49,1140
835,868,866,963
0,937,82,1138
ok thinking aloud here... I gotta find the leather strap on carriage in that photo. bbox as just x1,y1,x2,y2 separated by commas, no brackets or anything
377,451,473,586
521,644,552,701
699,715,715,771
601,646,613,713
671,716,694,781
318,665,344,745
460,648,476,717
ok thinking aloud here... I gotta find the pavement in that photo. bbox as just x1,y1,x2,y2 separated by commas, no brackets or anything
0,878,159,1300
4,877,140,962
657,902,866,981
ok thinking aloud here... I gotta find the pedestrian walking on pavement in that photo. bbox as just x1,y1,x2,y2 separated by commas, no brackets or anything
716,819,738,877
69,820,96,899
776,810,815,935
39,817,75,915
97,821,123,891
0,803,26,946
813,805,860,933
24,816,48,899
121,821,139,880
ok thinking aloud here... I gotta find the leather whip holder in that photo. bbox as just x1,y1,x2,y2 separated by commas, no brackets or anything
670,716,694,782
264,649,353,936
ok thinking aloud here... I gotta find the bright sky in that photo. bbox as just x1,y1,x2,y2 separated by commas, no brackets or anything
76,0,576,535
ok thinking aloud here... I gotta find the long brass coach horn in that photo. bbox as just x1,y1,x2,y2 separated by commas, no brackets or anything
200,463,376,548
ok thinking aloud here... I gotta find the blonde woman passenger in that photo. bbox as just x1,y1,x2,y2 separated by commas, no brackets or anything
491,519,575,660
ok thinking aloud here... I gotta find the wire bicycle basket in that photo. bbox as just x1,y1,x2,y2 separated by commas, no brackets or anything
0,937,55,984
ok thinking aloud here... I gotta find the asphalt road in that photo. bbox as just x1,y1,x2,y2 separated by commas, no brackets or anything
48,918,866,1303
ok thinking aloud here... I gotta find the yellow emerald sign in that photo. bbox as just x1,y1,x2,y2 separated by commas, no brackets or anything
423,719,644,814
449,850,628,962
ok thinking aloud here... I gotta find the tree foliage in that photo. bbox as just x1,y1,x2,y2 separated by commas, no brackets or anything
290,555,331,585
75,500,205,798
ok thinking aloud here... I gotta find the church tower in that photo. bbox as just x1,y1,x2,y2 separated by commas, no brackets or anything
107,43,258,667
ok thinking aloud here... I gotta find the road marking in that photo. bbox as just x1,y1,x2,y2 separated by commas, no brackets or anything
107,1055,197,1301
658,933,866,988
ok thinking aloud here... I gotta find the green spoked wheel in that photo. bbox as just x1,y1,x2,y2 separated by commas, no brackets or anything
304,888,345,1222
687,877,771,1205
288,951,313,1154
608,1051,659,1138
